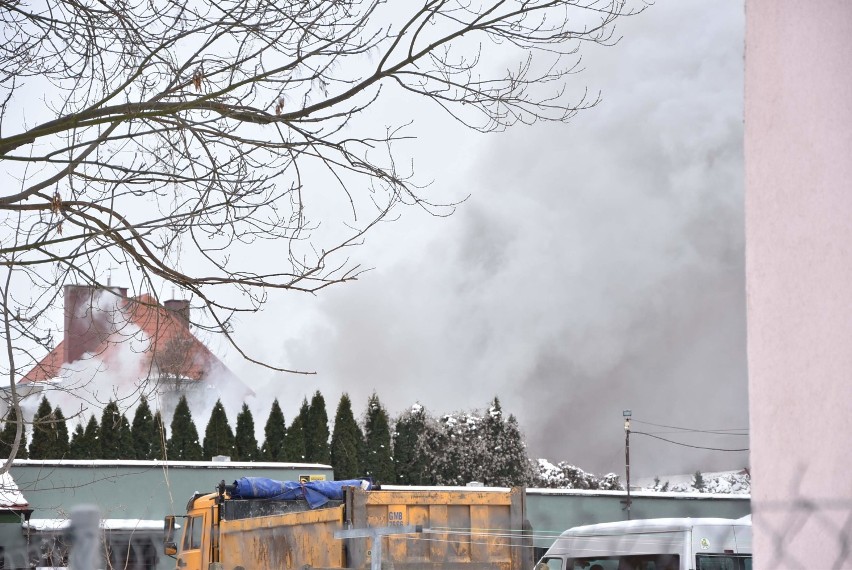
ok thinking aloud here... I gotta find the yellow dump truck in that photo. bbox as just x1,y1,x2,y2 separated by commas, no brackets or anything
164,478,532,570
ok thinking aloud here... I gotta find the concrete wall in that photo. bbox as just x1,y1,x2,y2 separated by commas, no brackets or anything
745,1,852,567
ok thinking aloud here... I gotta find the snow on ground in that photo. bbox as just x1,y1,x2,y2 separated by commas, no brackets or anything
533,460,750,494
23,519,169,531
636,469,751,494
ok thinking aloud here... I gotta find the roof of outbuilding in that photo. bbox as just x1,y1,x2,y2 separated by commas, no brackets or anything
0,472,28,509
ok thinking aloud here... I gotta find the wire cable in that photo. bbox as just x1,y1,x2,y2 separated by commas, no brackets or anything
641,429,748,436
632,431,749,452
631,419,748,435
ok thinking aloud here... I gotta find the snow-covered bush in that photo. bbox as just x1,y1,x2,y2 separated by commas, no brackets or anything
648,470,750,494
532,458,623,490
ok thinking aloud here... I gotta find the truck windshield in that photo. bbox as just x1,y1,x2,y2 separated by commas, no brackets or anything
568,554,680,570
696,554,752,570
182,515,204,551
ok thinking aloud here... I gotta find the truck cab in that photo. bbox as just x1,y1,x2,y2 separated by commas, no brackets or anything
164,492,218,570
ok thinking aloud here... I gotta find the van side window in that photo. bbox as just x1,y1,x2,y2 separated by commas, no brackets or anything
696,555,751,570
182,515,204,550
569,555,679,570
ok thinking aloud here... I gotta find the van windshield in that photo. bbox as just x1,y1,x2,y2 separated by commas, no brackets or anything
568,555,679,570
696,554,752,570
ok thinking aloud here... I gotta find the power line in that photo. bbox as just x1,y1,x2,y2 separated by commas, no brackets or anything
632,419,748,435
632,431,749,452
643,429,748,437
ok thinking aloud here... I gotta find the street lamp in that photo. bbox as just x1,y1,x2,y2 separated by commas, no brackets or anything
623,410,632,520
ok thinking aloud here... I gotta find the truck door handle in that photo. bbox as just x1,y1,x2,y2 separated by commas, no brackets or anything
177,559,187,567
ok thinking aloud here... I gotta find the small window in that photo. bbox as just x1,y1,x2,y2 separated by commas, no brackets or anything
537,557,564,570
696,554,752,570
182,516,204,551
569,554,679,570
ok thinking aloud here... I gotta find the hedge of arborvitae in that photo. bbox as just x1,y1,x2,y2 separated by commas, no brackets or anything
2,392,556,488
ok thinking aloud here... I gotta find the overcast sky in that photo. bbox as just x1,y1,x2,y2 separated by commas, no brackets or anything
221,0,748,479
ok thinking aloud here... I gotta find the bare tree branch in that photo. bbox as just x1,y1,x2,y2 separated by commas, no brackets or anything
0,0,647,466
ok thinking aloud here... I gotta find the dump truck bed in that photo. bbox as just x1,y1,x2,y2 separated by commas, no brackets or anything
216,486,531,570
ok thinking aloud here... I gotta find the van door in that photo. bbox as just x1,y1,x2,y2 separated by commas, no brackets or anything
175,514,205,569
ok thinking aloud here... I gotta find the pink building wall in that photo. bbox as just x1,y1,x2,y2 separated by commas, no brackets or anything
746,1,852,566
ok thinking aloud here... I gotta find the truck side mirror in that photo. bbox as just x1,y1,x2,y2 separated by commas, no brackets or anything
164,516,177,555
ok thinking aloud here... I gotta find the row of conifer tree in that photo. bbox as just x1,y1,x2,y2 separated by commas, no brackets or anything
0,392,536,486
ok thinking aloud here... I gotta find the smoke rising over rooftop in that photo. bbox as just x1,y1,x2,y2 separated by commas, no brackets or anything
223,0,747,478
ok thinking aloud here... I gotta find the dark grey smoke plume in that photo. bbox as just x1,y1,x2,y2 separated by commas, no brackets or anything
231,0,747,479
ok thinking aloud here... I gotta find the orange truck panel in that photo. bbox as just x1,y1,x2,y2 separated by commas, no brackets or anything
219,504,345,569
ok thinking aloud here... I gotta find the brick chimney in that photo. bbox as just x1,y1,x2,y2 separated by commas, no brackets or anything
63,285,127,364
163,299,190,327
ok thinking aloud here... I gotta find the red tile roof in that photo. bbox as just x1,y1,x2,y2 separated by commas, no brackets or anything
20,293,252,397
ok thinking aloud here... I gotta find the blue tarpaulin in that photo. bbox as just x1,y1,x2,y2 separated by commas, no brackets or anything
231,478,371,509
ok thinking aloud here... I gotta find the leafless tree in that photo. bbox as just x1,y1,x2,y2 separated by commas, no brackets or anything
0,0,646,467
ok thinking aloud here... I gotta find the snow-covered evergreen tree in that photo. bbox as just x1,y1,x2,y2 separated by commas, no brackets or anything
490,414,533,486
0,405,27,459
283,399,308,462
167,395,202,460
131,399,158,460
203,400,235,460
81,414,101,459
478,398,506,483
99,400,124,459
53,407,69,459
68,423,85,459
331,394,361,480
418,400,533,487
234,403,259,462
692,471,705,493
261,399,286,461
422,411,482,485
28,397,55,459
305,391,330,464
393,403,429,485
154,410,167,460
418,414,449,485
363,393,394,484
118,414,134,459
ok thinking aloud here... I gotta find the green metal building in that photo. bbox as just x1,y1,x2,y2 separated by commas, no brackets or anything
5,459,334,569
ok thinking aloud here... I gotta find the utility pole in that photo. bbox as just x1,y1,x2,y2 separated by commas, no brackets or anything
623,409,632,521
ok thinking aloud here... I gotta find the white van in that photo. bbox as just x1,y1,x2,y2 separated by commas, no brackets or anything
535,517,752,570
